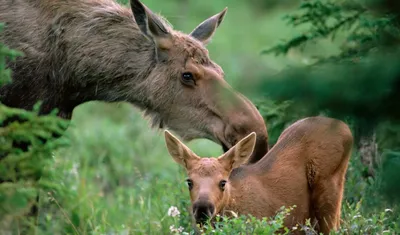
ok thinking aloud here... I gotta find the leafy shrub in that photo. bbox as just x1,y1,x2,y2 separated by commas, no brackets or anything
337,201,398,234
0,23,71,234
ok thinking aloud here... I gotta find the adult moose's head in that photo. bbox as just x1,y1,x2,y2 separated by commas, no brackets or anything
129,0,268,161
0,0,268,163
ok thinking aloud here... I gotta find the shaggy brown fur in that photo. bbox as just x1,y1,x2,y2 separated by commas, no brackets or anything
165,116,353,234
0,0,268,162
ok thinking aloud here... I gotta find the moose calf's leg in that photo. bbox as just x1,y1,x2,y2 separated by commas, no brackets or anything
311,176,345,234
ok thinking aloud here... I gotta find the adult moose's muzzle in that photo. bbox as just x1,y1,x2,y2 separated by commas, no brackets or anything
208,79,269,164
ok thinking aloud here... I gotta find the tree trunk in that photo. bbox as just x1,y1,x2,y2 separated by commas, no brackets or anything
354,120,379,178
358,131,379,177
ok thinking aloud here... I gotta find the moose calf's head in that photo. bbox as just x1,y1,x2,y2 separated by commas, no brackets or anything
164,130,256,225
131,0,267,161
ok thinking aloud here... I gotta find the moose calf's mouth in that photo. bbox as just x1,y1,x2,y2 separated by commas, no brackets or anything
193,202,215,225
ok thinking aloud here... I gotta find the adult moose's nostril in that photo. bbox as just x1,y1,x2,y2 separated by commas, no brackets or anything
221,142,230,153
193,201,215,224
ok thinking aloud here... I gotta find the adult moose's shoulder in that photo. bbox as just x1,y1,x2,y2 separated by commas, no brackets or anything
0,0,268,161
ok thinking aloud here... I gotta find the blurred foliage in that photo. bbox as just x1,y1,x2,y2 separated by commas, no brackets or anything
263,0,400,61
248,0,400,141
253,51,400,123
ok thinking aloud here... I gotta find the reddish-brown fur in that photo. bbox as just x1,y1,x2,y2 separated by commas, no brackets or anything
165,116,353,234
0,0,268,162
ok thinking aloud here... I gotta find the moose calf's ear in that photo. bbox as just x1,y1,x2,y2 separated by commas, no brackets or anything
130,0,173,49
164,130,199,169
190,7,227,45
218,132,256,171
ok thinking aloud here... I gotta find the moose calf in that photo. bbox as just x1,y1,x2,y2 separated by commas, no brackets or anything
164,116,353,234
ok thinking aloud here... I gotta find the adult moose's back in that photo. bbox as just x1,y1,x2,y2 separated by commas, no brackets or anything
0,0,269,163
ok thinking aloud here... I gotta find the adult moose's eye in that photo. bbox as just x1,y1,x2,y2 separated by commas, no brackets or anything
181,72,196,86
186,179,194,190
219,180,227,191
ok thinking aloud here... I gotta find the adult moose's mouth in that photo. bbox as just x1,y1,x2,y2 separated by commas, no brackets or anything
216,134,231,153
221,142,229,153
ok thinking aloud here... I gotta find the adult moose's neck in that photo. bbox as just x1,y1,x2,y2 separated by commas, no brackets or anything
249,134,269,164
0,4,158,119
46,6,160,118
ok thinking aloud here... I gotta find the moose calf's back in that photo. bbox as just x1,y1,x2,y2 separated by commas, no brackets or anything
230,117,353,233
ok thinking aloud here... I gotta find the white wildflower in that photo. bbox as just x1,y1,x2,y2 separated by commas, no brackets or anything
70,162,79,176
168,206,181,217
169,225,184,233
385,208,393,213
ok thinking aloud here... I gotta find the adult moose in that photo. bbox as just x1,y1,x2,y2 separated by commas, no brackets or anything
165,116,353,234
0,0,268,163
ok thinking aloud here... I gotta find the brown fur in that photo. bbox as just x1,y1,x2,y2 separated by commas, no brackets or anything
0,0,268,162
165,116,353,234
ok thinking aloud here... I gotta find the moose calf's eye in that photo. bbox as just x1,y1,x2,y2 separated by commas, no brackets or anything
186,179,193,190
219,180,227,191
181,72,195,86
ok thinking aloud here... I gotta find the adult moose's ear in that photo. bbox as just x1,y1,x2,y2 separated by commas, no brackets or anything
190,7,227,45
130,0,173,50
218,132,256,171
164,130,200,169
